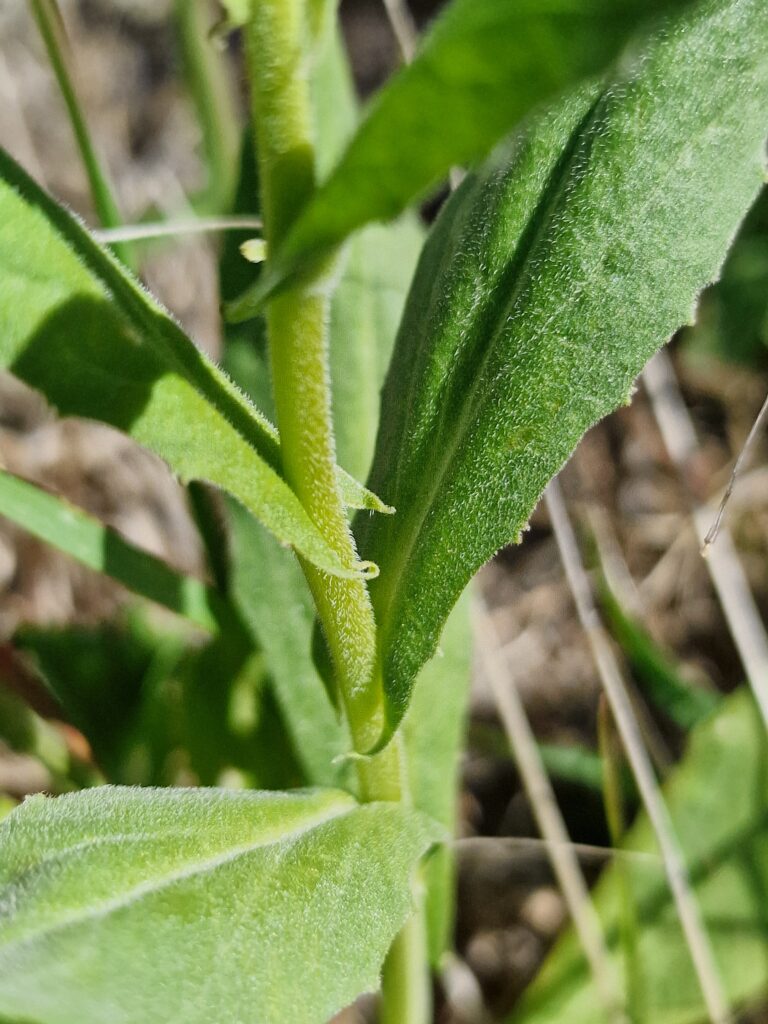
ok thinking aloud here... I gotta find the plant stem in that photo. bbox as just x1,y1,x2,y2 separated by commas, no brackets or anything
245,5,430,1019
244,0,383,759
174,0,240,214
30,0,134,269
380,882,431,1024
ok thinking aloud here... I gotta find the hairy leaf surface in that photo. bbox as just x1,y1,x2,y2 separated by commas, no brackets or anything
0,787,439,1024
0,148,385,580
359,0,768,736
234,0,692,309
512,689,768,1023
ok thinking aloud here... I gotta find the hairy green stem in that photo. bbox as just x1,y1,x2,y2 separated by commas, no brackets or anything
245,0,383,759
244,3,430,1018
30,0,134,268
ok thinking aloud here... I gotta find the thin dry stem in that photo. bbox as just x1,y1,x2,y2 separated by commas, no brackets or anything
473,594,627,1024
703,387,768,550
643,349,768,727
93,216,263,244
545,477,732,1024
382,0,418,62
454,835,660,868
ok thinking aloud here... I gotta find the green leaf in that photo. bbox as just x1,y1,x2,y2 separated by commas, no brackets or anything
358,0,768,739
0,146,382,578
0,686,71,788
0,786,440,1024
233,0,693,310
511,688,768,1023
403,591,472,965
0,469,221,632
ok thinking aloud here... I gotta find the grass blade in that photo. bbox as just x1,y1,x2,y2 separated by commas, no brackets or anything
0,469,221,632
30,0,133,268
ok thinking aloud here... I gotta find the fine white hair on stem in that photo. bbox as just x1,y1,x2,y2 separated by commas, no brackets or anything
545,477,732,1024
93,216,263,245
643,348,768,728
473,594,627,1024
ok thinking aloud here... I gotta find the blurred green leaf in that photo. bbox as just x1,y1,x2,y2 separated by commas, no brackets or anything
15,614,187,785
0,147,385,579
357,0,768,740
180,622,306,790
231,0,694,312
226,499,352,789
512,688,768,1024
331,218,424,482
0,469,222,632
0,686,71,787
0,786,440,1024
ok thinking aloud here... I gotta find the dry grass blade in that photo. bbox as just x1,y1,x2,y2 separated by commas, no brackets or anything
642,349,768,726
382,0,418,62
473,595,627,1024
704,389,768,550
545,477,732,1024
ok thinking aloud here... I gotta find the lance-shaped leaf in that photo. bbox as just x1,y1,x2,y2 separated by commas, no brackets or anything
229,0,694,313
0,148,386,580
358,0,768,738
0,786,440,1024
0,469,221,632
511,688,768,1023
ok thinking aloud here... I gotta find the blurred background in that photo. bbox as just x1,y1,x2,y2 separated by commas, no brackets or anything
0,2,767,1021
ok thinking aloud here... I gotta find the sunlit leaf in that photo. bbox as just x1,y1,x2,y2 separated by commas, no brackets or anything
0,148,383,578
0,786,440,1024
